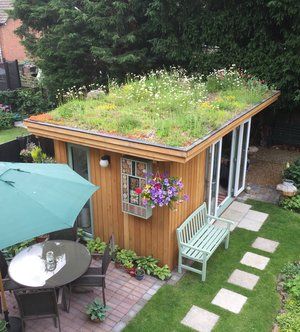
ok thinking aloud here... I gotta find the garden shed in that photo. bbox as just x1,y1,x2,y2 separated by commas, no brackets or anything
24,70,280,269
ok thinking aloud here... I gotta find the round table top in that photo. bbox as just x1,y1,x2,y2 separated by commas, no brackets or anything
8,240,91,288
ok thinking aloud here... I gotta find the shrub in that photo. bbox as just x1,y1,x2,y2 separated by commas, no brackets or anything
0,111,14,129
86,237,107,255
279,195,300,213
284,160,300,188
20,142,55,163
0,88,52,117
115,249,137,265
276,298,300,332
284,275,300,299
135,256,159,275
281,262,300,280
153,265,172,280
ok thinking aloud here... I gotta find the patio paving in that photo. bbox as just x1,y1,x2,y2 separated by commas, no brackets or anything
237,210,268,232
5,260,163,332
181,305,220,332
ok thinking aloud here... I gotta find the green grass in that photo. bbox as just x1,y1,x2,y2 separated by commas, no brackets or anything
31,68,272,147
124,200,300,332
0,127,28,144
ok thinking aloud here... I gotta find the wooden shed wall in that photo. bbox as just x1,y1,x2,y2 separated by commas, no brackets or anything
54,140,206,268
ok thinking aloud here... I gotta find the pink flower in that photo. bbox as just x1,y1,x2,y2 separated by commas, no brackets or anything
135,187,142,195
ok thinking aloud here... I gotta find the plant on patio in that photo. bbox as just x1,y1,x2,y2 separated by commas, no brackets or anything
0,111,14,130
86,237,107,258
115,249,137,266
135,267,145,281
141,173,188,209
135,256,159,275
276,261,300,331
0,319,7,332
86,298,108,322
153,265,172,280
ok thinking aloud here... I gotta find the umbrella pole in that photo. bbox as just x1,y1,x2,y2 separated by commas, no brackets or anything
0,273,9,325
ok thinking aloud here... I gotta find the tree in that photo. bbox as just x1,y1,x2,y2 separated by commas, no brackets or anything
12,0,157,96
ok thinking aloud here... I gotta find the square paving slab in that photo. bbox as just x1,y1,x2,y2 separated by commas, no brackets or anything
229,201,252,213
181,305,220,332
240,252,270,270
237,216,265,231
252,237,279,253
228,269,260,290
211,288,247,314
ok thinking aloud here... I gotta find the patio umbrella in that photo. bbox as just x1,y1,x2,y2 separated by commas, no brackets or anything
0,162,99,328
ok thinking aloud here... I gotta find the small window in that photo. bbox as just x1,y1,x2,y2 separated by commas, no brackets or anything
121,157,152,219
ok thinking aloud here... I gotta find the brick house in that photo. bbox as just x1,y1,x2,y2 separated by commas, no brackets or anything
0,0,26,62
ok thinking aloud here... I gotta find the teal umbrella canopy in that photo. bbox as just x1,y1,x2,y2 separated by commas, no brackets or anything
0,162,99,250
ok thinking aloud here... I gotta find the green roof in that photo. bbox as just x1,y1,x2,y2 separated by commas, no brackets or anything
30,68,274,147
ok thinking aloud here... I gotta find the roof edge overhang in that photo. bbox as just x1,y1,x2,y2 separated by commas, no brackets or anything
25,90,280,163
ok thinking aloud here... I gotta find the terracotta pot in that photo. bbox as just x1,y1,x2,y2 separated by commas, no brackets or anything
92,253,103,261
115,261,122,269
125,267,136,276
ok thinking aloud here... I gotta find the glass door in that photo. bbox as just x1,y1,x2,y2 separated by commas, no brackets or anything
207,139,222,216
67,144,93,235
234,119,251,196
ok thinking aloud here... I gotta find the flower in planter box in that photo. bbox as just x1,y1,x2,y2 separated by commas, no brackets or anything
140,172,188,210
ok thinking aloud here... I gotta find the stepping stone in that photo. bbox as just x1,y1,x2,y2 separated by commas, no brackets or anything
221,209,246,223
181,305,219,332
211,288,247,314
252,237,279,253
240,252,270,270
228,269,259,290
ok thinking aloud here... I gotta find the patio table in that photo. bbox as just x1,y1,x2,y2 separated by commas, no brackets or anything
8,240,91,288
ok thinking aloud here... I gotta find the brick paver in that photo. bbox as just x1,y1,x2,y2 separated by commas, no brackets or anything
6,261,162,332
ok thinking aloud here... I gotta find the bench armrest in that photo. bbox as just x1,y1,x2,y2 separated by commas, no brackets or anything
207,214,235,228
180,242,210,255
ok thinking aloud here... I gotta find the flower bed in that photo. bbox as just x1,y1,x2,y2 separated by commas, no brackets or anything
29,67,273,147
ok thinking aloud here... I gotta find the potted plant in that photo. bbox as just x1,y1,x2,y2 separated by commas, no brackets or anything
140,172,188,210
86,237,107,260
124,260,136,276
86,298,107,322
0,320,7,332
153,265,172,280
135,267,145,281
135,256,159,275
115,249,137,267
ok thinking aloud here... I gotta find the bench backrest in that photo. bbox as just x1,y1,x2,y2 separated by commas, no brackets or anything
176,202,208,244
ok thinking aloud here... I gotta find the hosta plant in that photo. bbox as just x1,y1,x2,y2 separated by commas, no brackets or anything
86,298,108,322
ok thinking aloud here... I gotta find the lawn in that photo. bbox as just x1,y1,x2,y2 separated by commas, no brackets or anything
124,200,300,332
0,127,28,144
29,68,273,147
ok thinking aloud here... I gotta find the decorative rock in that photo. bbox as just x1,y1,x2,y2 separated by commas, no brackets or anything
248,146,259,154
240,252,270,270
252,237,279,253
211,288,247,314
228,269,259,290
181,305,220,332
86,88,105,99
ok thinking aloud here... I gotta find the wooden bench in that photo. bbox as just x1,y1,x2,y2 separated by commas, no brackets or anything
176,202,234,281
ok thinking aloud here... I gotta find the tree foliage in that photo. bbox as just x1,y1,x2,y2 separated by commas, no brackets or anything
12,0,300,109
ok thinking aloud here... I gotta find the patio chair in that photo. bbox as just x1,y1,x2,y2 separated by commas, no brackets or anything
48,226,78,242
70,241,111,307
0,251,23,292
14,288,61,332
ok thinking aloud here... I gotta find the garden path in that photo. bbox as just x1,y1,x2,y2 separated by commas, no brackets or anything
181,202,280,332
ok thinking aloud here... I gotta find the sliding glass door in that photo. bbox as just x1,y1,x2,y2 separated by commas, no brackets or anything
67,144,93,235
234,119,251,196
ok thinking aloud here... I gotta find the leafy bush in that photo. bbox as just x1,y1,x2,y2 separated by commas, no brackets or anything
0,111,14,129
279,195,300,213
86,237,107,255
284,161,300,188
20,142,55,163
0,88,51,117
281,262,300,280
115,249,137,265
276,298,300,332
135,256,159,275
284,275,300,299
153,265,172,280
86,298,108,321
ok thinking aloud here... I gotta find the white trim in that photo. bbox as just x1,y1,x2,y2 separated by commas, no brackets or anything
214,140,222,215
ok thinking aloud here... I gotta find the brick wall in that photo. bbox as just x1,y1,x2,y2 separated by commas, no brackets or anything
0,18,27,62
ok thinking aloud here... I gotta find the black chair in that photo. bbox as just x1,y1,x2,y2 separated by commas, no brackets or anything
0,251,22,292
14,288,61,331
48,226,78,242
70,241,112,307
